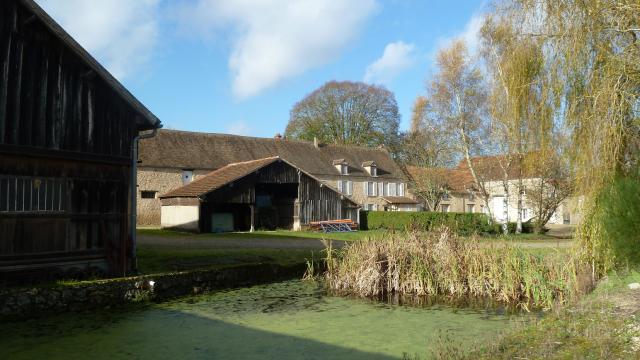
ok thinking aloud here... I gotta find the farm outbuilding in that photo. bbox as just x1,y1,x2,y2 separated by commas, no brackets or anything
159,157,359,232
0,0,161,281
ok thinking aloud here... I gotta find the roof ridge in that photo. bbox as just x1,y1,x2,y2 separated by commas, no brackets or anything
158,129,390,154
226,156,280,167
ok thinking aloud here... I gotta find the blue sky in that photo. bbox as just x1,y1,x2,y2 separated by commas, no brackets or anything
37,0,485,137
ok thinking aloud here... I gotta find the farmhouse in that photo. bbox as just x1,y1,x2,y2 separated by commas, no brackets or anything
406,155,581,225
0,0,161,280
137,129,418,230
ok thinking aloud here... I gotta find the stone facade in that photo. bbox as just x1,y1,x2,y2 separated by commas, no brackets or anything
137,167,210,226
325,176,410,211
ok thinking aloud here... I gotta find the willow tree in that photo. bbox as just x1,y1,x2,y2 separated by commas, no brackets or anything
481,17,561,233
285,81,401,150
491,0,640,272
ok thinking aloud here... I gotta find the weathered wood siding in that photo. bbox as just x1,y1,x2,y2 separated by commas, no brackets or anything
0,0,151,278
0,0,141,157
298,173,357,224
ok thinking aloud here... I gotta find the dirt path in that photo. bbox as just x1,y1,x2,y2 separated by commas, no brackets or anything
137,235,348,250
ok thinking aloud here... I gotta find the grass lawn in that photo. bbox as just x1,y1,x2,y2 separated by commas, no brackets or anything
137,228,564,243
136,245,321,274
457,270,640,359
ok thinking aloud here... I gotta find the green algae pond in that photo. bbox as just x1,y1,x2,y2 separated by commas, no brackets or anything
0,280,527,359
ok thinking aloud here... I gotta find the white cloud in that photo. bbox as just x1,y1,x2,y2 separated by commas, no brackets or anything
433,13,485,58
35,0,160,80
458,14,485,55
176,0,378,100
226,120,252,136
364,41,416,85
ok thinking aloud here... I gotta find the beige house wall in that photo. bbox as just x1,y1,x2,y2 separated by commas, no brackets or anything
438,192,480,214
137,167,210,226
423,179,582,226
161,205,200,231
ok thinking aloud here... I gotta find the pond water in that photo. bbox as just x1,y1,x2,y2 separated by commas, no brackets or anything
0,281,524,359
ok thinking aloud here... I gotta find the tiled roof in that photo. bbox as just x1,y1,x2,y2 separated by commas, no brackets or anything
139,129,405,180
160,157,279,198
381,196,419,204
455,154,541,181
405,166,475,193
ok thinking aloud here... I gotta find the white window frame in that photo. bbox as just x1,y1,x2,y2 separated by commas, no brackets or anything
388,182,397,197
182,170,194,185
338,180,352,195
398,183,405,197
441,204,450,213
467,204,474,213
366,181,377,197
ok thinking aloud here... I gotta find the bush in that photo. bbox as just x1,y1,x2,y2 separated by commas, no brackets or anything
596,172,640,266
360,211,495,235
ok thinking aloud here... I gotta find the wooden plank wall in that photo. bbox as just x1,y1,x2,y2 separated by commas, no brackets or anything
0,0,138,158
297,173,357,224
0,1,143,277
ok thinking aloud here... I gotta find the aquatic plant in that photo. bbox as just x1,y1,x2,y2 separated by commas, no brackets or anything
324,228,592,310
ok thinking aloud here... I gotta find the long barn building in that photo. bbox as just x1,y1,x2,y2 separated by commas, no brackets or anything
138,130,419,232
0,0,161,280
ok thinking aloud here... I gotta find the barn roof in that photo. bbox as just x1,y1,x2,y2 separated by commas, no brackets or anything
20,0,161,130
139,129,406,180
161,157,280,198
160,156,358,206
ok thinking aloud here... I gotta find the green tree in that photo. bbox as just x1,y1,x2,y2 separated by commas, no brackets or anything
285,81,401,149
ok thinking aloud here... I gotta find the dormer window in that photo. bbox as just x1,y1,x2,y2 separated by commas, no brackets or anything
362,161,377,177
333,159,349,175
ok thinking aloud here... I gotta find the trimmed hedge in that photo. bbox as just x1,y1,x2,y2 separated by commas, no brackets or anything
360,211,495,235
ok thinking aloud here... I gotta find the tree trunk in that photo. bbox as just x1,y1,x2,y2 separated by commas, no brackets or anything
516,178,523,234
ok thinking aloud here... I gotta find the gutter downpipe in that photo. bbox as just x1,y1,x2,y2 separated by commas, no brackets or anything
130,127,159,273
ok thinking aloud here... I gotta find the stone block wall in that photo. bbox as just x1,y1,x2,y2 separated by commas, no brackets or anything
0,262,306,321
137,167,210,226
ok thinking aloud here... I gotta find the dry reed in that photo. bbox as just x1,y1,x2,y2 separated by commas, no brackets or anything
324,228,592,310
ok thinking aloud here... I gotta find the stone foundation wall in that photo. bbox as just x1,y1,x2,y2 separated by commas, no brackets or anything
0,262,306,321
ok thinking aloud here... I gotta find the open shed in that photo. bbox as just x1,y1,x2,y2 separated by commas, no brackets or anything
159,157,359,232
0,0,161,281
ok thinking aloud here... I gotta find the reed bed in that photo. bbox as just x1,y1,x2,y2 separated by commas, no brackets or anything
324,228,592,310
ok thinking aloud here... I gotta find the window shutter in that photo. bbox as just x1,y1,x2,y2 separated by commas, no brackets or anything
348,181,353,196
399,183,405,196
363,182,368,196
372,182,377,196
337,181,343,192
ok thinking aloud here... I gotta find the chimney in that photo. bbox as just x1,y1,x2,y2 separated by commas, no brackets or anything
274,133,283,140
313,136,319,148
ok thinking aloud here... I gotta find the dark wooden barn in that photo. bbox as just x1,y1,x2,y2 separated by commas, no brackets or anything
159,157,359,232
0,0,161,280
